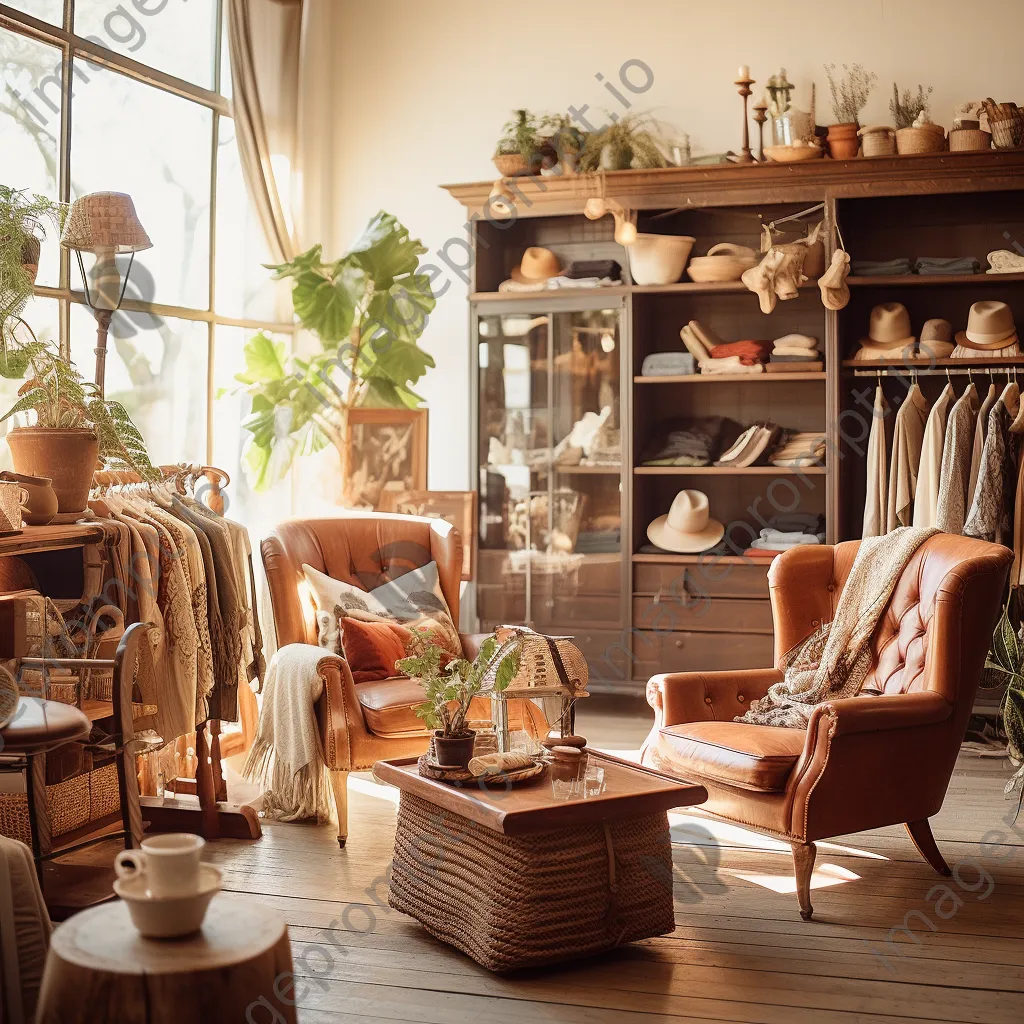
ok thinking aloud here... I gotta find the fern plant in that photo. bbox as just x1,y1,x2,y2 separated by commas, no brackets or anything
981,603,1024,819
0,340,158,480
577,112,668,172
0,187,67,360
398,631,520,738
495,109,541,158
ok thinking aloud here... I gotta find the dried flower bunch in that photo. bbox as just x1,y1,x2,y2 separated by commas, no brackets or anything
824,64,877,125
890,83,934,130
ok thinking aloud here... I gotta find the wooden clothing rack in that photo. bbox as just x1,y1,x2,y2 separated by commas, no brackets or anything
90,463,260,842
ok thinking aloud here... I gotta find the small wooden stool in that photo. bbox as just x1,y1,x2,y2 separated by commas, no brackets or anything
36,895,297,1023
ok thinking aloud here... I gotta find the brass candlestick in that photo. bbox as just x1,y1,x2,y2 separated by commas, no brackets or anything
752,99,768,161
734,77,755,163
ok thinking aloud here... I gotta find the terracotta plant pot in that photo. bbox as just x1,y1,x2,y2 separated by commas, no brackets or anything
6,427,99,514
826,123,860,160
433,730,476,770
0,471,58,525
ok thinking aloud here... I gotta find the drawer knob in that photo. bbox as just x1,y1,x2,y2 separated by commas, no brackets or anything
674,639,684,649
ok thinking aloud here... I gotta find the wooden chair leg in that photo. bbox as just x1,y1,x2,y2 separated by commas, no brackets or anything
906,819,951,877
329,770,349,849
791,841,817,921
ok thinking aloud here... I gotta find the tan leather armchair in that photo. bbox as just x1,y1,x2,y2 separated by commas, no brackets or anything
641,534,1011,919
262,512,543,847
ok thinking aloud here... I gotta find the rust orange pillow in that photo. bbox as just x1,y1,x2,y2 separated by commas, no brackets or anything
340,618,412,683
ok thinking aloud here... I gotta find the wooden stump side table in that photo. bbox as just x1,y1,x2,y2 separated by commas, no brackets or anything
36,895,297,1023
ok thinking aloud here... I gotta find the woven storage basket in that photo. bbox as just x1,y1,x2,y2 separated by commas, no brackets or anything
859,126,895,157
990,118,1024,149
89,762,120,820
896,126,947,155
389,792,674,971
949,128,992,152
493,153,528,177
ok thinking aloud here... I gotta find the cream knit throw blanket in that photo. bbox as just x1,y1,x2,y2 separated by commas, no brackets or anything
738,527,938,729
243,644,338,822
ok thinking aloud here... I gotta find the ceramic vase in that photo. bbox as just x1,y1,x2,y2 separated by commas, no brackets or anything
827,123,860,160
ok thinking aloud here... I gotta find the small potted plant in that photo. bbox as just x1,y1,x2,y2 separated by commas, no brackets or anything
398,631,521,770
1,341,158,514
980,604,1024,821
577,112,669,172
891,83,944,154
824,63,876,159
538,113,586,174
494,109,540,177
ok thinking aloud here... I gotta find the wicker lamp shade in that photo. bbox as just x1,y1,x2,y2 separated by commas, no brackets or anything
61,192,152,253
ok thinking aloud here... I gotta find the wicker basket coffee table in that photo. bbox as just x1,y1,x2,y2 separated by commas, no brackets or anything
373,750,706,971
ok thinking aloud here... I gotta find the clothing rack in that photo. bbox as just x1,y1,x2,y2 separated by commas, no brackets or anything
90,462,260,842
852,364,1024,378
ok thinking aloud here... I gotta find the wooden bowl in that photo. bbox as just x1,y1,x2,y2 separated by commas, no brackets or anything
686,255,757,282
764,145,824,163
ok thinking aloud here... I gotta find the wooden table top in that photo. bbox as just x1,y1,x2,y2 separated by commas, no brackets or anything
373,750,706,836
1,697,90,753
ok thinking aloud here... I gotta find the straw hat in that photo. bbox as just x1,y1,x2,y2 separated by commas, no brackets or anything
511,247,562,283
647,490,724,553
955,300,1018,350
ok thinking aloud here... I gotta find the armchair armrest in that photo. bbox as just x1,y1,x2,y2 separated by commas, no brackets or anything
810,690,952,738
647,668,782,728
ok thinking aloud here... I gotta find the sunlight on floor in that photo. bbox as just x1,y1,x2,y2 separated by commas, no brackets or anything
348,772,400,806
728,862,861,894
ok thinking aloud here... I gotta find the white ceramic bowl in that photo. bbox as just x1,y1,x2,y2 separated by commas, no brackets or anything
114,863,222,939
628,233,696,286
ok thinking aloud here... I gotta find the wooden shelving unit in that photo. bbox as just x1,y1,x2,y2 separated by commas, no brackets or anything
449,152,1024,692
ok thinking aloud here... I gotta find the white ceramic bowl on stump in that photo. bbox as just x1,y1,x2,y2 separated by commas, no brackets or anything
114,863,223,939
628,233,696,286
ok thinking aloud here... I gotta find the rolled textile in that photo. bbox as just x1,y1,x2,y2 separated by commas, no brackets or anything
700,356,764,375
773,333,819,351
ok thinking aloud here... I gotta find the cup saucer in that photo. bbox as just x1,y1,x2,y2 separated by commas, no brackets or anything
114,863,222,939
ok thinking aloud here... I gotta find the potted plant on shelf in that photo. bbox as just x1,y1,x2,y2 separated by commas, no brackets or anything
577,112,669,172
1,341,158,514
890,83,944,154
0,186,66,371
232,211,435,498
538,113,586,174
398,631,521,770
493,109,541,177
823,63,876,159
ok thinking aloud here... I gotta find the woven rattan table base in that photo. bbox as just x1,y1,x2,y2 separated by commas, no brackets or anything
389,791,675,971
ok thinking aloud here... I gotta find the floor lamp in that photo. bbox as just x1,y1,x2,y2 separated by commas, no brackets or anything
61,192,152,397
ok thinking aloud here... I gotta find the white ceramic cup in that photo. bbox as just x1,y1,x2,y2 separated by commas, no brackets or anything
114,833,205,898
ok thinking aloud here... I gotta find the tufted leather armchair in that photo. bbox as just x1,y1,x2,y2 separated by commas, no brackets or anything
641,534,1011,919
262,513,544,847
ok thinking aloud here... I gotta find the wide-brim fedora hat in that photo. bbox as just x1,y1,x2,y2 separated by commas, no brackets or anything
511,246,562,283
647,489,724,553
858,302,915,348
955,300,1018,350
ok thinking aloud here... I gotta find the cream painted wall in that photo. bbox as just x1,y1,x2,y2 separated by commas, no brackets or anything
331,0,1024,489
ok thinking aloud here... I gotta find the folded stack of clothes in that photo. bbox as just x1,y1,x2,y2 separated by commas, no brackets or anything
680,320,771,375
640,416,741,467
640,351,696,377
852,258,912,276
744,512,825,557
769,430,827,467
574,528,621,554
766,333,822,373
914,256,980,276
714,422,780,467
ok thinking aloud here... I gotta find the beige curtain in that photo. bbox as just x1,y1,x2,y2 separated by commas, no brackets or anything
226,0,339,264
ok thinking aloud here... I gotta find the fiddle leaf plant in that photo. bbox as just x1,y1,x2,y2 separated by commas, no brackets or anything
233,211,436,492
398,632,521,738
980,602,1024,820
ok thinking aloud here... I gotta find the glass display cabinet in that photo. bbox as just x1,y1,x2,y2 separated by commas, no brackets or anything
473,296,630,690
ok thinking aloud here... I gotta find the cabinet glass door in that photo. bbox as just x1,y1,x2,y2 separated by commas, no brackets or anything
476,304,624,654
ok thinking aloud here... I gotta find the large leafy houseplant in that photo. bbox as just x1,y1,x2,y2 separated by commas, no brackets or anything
234,212,435,492
981,603,1024,819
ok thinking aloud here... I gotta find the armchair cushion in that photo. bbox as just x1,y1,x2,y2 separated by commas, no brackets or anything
356,677,431,737
658,721,805,792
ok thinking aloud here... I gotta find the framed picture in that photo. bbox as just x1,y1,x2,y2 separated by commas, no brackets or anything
379,489,478,580
345,408,428,510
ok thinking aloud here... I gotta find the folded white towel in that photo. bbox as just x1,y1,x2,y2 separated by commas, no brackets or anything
773,345,821,357
773,333,819,350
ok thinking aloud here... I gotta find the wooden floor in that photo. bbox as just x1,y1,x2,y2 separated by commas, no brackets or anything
203,698,1024,1024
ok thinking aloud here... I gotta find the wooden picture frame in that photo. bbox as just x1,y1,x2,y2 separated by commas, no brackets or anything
379,489,478,580
345,408,428,511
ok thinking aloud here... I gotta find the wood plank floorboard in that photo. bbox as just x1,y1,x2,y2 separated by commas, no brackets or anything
198,700,1024,1023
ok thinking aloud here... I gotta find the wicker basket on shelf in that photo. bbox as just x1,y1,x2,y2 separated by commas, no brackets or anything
949,128,992,152
493,153,528,177
983,99,1024,149
896,125,947,155
859,125,896,157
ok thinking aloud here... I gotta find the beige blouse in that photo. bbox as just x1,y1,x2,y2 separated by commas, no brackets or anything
886,384,930,532
862,384,890,538
913,383,954,529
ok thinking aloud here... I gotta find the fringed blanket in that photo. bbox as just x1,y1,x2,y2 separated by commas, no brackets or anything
243,643,338,822
737,527,938,729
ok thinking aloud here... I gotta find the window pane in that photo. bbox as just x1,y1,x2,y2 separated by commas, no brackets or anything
0,27,63,287
74,0,218,89
4,1,63,25
212,326,292,535
215,117,290,323
70,62,212,310
70,302,208,465
0,296,60,470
